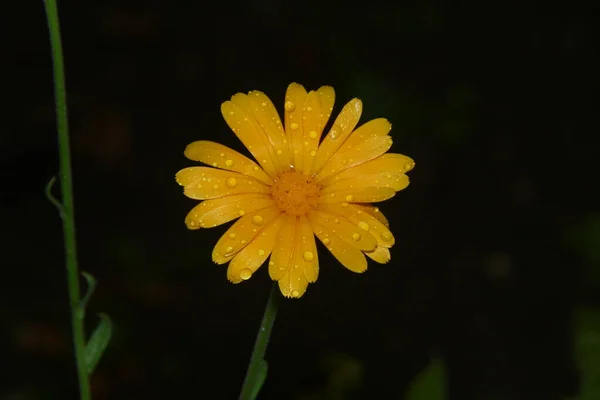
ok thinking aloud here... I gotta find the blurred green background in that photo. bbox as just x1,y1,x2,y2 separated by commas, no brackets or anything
1,0,598,399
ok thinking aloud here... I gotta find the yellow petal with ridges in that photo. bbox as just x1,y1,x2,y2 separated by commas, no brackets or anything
308,211,368,273
315,121,393,183
296,215,319,283
319,204,395,248
354,204,390,227
278,268,309,298
301,91,323,175
284,83,308,170
227,215,285,283
308,209,376,251
221,98,279,178
184,194,274,229
247,91,291,172
176,167,270,200
318,187,396,204
316,86,335,130
322,172,409,194
268,215,297,281
365,246,391,264
212,206,280,264
320,153,414,187
312,98,362,174
183,141,273,185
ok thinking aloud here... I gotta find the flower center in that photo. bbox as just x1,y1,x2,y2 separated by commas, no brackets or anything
271,171,321,216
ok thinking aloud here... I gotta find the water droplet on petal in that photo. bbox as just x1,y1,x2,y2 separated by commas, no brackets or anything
212,162,218,167
334,218,340,224
303,251,314,262
225,246,234,253
322,238,331,245
291,289,300,297
276,149,283,155
240,268,252,280
309,150,317,157
239,210,245,216
225,159,234,167
308,130,317,139
226,178,237,188
358,222,369,231
345,195,354,202
257,249,265,256
252,166,259,171
251,215,264,225
290,123,299,131
284,101,295,112
352,233,361,241
381,232,393,242
213,184,219,190
228,232,236,239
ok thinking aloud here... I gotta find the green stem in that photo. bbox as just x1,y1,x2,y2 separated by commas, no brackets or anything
42,1,91,399
239,283,280,400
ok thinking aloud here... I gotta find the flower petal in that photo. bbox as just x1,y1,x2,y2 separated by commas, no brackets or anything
354,204,390,227
284,83,308,170
365,246,391,264
319,204,395,248
318,187,397,204
312,98,362,174
183,141,273,185
297,216,319,283
268,214,296,281
221,97,279,178
323,172,409,194
316,86,335,130
308,209,376,252
308,211,368,273
300,91,324,175
247,91,291,172
184,194,274,229
176,167,271,200
227,215,285,283
269,216,319,297
320,153,415,188
315,119,393,183
212,206,281,264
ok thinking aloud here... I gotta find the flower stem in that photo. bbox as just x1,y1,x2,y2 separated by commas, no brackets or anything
42,1,91,399
239,283,280,400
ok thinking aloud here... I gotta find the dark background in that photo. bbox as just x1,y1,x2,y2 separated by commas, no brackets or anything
1,0,598,399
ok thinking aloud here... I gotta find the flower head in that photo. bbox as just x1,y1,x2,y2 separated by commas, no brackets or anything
176,83,414,298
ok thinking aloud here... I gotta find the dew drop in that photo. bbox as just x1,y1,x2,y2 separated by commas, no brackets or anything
212,162,218,167
358,221,369,231
291,289,300,298
240,268,252,280
196,183,203,189
309,150,317,157
322,238,331,245
334,218,340,224
257,249,265,256
225,246,234,253
290,122,299,131
284,101,295,112
404,162,414,171
225,159,234,167
308,130,317,139
228,232,236,239
251,215,264,225
306,106,313,112
342,202,349,207
381,231,393,242
303,251,314,262
239,210,245,216
219,152,226,157
352,232,361,241
212,184,219,190
252,166,259,171
226,177,237,188
276,149,283,155
345,195,354,202
189,221,196,227
269,261,275,266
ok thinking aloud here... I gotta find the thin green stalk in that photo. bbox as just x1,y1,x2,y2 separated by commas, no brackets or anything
42,1,91,399
239,283,280,400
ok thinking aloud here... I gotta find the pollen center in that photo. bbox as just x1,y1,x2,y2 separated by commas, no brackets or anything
271,171,320,216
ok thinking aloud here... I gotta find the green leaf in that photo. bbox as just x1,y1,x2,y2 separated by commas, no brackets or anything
85,313,112,374
245,360,268,400
78,271,97,319
406,357,447,400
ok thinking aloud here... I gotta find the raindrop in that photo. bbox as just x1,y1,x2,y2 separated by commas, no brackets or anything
212,184,219,190
251,215,264,226
322,238,331,245
303,251,314,262
381,232,393,242
308,130,317,139
291,289,300,297
309,150,317,157
345,195,354,202
225,159,234,167
225,246,234,253
284,101,295,112
290,123,299,131
240,269,252,280
358,222,369,231
352,233,361,241
257,249,265,256
226,178,237,188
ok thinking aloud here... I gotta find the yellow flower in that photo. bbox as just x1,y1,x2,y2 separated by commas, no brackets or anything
176,83,414,298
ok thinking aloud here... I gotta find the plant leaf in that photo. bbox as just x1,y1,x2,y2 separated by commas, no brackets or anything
406,357,447,400
85,313,112,374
